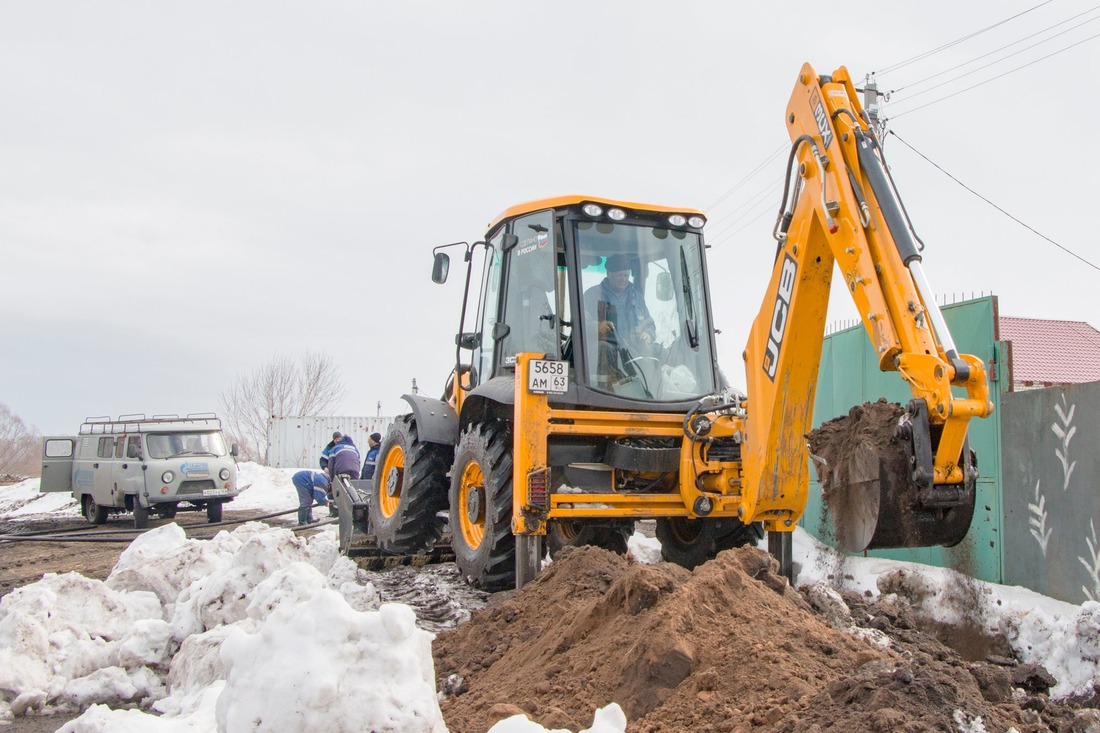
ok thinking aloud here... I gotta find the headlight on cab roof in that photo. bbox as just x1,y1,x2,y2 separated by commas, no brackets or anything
161,471,175,483
607,208,626,221
668,214,687,227
688,215,705,228
582,203,603,217
219,468,231,481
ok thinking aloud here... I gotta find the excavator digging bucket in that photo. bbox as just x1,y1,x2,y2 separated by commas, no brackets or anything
809,400,976,553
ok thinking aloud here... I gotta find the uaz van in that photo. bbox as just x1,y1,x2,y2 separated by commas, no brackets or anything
40,413,240,528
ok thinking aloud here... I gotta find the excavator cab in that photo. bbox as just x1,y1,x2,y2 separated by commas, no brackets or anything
437,197,720,414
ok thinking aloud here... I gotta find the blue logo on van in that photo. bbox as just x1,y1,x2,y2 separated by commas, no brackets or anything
74,468,94,489
180,461,210,476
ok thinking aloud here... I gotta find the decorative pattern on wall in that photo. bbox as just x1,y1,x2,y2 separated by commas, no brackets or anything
1028,480,1051,556
1053,395,1076,491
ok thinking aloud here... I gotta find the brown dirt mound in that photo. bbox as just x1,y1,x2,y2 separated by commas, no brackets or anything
434,545,1099,733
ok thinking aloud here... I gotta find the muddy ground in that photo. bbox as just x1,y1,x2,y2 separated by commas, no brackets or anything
3,515,1100,732
435,546,1100,733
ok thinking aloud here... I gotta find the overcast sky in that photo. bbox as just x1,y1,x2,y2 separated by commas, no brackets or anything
3,1,1097,435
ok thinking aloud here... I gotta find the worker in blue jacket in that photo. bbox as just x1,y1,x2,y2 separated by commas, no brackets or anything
291,470,330,526
361,432,382,481
321,431,360,517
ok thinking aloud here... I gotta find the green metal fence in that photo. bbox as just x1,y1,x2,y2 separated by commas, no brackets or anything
802,297,1006,584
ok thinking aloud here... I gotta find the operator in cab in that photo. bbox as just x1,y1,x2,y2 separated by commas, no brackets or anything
583,253,658,389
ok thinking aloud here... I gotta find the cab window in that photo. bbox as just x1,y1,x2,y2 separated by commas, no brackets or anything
97,437,116,458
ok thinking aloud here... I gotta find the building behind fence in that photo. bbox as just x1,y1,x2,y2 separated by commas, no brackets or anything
266,415,394,470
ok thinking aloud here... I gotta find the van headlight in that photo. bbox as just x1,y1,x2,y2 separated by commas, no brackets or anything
219,468,231,481
161,471,175,483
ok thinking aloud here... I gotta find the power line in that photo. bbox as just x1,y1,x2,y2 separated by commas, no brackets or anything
888,30,1100,117
707,196,781,249
706,174,784,230
889,132,1100,273
874,1,1055,76
706,142,786,212
893,14,1100,101
889,5,1100,94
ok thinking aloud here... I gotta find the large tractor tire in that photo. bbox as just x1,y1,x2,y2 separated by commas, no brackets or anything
546,520,631,559
449,421,516,591
657,517,763,570
82,495,108,525
369,414,451,554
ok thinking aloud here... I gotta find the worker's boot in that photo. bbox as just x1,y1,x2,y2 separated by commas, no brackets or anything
297,507,310,526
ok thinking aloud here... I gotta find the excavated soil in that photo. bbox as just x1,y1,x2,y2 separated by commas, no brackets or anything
808,399,915,551
434,545,1100,733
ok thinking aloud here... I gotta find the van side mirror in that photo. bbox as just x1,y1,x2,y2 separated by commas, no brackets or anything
230,443,239,457
432,253,450,284
655,272,674,301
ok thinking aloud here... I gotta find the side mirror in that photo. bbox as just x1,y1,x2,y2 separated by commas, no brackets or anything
501,233,519,251
456,332,481,350
230,443,239,457
655,272,674,301
432,252,450,284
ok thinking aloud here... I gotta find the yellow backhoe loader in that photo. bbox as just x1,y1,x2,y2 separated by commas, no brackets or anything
341,63,993,590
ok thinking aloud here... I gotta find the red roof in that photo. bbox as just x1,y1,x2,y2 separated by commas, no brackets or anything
999,317,1100,385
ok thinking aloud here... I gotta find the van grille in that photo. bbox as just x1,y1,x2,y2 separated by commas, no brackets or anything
178,480,216,495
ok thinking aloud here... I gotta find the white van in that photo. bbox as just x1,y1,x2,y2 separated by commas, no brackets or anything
40,413,240,528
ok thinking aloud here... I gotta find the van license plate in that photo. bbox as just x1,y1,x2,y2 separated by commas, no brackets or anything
528,359,568,395
203,489,226,496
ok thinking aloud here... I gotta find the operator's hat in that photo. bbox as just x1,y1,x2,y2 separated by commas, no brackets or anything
605,253,630,272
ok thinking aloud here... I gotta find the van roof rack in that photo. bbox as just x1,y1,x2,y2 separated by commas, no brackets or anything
79,413,223,435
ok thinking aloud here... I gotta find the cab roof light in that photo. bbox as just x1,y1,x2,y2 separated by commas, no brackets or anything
607,208,626,221
688,215,706,228
668,214,687,227
582,203,604,217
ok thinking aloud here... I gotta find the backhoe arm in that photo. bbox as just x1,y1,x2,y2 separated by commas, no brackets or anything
740,63,993,547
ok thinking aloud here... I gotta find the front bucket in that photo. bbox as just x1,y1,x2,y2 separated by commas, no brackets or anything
809,400,976,553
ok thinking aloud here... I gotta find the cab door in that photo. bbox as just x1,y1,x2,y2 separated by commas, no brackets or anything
113,435,146,500
92,435,122,506
40,437,75,492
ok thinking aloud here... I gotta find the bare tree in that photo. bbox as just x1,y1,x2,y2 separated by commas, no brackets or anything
219,352,346,464
0,404,41,480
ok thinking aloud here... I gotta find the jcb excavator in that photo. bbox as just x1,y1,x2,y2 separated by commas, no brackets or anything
345,63,993,590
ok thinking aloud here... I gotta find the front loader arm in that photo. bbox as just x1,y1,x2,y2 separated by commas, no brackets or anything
740,63,993,535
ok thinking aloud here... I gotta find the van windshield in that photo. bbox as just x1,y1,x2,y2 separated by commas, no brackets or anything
146,432,228,459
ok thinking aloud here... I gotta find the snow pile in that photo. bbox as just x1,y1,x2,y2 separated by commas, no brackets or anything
0,476,78,518
0,523,454,731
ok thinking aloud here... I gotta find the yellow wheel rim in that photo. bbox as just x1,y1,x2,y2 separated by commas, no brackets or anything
378,444,405,518
457,460,486,549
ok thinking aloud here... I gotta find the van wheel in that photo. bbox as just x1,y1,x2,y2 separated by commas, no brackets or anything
160,505,178,519
82,495,108,525
206,502,223,523
133,503,150,529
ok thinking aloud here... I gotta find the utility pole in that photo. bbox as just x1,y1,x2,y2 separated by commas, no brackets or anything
862,74,887,139
411,378,419,395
